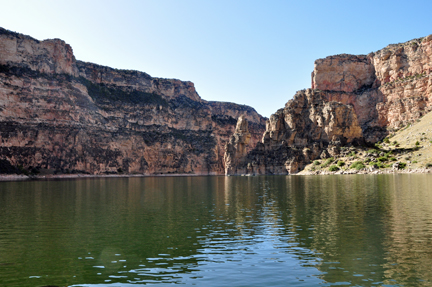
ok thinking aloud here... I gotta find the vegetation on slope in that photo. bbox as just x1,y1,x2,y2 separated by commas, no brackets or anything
300,110,432,174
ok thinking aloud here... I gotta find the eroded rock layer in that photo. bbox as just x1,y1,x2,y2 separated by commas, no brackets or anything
0,27,266,175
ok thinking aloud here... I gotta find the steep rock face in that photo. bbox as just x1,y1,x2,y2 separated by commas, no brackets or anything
372,36,432,130
0,27,266,175
312,35,432,141
223,115,251,175
312,54,375,93
225,89,363,175
225,34,432,175
208,101,265,156
0,28,78,76
77,61,201,102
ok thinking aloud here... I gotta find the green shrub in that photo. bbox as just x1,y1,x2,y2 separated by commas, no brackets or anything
337,160,345,167
389,157,397,161
329,165,340,172
378,156,388,162
426,163,432,168
370,162,385,169
351,161,365,170
384,138,390,144
415,141,420,146
349,151,356,157
399,162,407,169
321,157,334,168
412,160,418,164
313,160,320,166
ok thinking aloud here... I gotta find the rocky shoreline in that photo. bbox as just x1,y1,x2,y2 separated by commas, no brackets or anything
0,172,219,182
299,168,432,176
2,167,431,182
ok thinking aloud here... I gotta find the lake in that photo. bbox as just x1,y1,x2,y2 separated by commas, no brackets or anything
0,174,432,286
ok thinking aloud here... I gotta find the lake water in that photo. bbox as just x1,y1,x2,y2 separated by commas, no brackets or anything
1,174,432,286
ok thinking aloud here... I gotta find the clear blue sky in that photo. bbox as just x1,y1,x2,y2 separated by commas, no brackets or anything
1,0,431,117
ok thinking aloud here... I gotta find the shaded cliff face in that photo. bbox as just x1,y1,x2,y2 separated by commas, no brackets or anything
224,34,432,175
0,27,266,175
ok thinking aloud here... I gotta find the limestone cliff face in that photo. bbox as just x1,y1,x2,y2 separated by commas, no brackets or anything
0,28,78,76
0,27,266,175
312,54,375,93
223,115,251,175
224,34,432,175
312,35,432,141
224,90,363,174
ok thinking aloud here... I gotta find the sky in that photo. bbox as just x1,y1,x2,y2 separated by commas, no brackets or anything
1,0,432,117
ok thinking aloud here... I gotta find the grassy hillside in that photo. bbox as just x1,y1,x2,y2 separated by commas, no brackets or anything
388,110,432,168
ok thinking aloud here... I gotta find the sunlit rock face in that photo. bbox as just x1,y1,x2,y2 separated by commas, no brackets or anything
224,34,432,175
223,115,252,175
312,54,376,93
225,89,363,175
312,35,432,141
0,27,266,175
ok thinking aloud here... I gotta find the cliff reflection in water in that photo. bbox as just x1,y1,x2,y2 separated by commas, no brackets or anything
0,175,432,286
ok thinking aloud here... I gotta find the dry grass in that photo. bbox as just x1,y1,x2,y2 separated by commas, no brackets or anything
300,110,432,174
390,111,432,168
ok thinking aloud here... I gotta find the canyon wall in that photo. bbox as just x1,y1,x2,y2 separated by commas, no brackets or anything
313,35,432,142
2,27,431,176
0,27,266,175
224,34,432,175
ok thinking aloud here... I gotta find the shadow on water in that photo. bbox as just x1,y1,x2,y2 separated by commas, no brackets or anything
0,174,432,286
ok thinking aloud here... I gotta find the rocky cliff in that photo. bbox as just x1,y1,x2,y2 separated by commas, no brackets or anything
224,34,432,175
0,27,266,175
314,35,432,142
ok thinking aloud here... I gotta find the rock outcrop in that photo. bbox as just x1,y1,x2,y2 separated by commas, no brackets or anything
223,115,251,175
0,27,266,175
224,90,363,174
224,34,432,175
313,36,432,141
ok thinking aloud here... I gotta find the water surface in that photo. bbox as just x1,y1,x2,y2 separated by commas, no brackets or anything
1,174,432,286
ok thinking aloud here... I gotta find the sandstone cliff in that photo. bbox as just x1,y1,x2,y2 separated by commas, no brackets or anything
0,27,266,175
224,34,432,175
313,35,432,142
